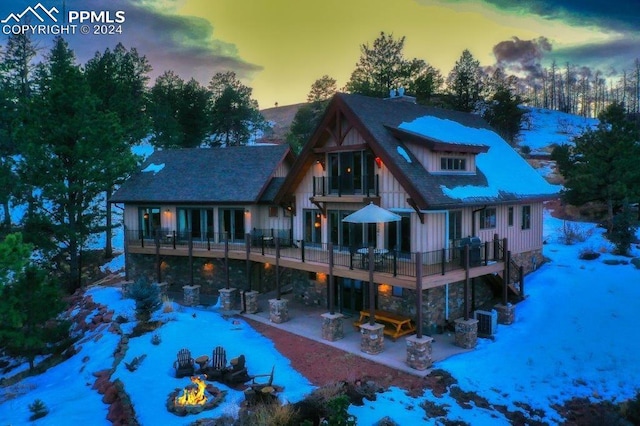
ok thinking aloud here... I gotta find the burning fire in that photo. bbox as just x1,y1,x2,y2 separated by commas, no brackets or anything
174,376,208,406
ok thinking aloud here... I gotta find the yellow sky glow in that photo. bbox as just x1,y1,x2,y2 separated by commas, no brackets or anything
176,0,608,108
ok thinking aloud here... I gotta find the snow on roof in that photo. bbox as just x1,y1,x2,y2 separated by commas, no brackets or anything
141,162,165,174
396,146,412,163
399,116,560,201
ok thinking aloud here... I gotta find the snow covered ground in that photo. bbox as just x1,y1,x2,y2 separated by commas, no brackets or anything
1,210,638,425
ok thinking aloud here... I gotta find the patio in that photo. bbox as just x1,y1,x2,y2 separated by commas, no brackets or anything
238,291,474,378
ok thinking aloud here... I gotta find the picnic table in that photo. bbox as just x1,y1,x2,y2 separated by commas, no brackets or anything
353,310,416,341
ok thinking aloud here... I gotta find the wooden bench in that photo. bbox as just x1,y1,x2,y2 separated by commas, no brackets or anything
353,310,416,341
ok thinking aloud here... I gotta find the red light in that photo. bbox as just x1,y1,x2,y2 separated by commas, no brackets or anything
375,157,382,168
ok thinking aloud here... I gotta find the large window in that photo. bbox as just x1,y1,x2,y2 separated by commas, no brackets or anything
449,210,462,241
328,210,376,249
479,208,496,229
328,151,375,195
508,207,514,227
219,208,246,241
386,214,411,252
521,205,531,230
303,209,322,244
139,207,160,238
177,208,214,240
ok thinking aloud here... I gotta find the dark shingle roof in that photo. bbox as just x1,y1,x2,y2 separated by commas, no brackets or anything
111,145,290,204
335,93,557,208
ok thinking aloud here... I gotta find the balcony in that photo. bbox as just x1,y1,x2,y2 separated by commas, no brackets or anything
312,175,379,203
124,229,508,290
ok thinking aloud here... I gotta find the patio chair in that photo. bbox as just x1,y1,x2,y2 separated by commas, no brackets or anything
224,354,251,384
173,348,195,378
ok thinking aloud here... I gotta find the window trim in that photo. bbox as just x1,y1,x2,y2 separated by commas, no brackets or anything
440,157,467,171
479,208,497,230
521,205,531,230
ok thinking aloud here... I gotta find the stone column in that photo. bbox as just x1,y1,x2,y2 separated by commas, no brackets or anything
359,323,385,355
406,335,434,370
120,280,134,298
454,318,478,349
494,303,516,325
269,298,289,323
182,285,201,306
321,313,344,341
218,288,237,311
242,290,259,314
153,282,169,299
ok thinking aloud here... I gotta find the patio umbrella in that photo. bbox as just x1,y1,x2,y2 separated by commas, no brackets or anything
341,202,401,224
342,203,401,326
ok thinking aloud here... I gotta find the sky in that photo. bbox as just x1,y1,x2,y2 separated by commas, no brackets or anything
0,0,638,108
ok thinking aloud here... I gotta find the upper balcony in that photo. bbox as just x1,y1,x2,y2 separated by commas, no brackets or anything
312,174,379,204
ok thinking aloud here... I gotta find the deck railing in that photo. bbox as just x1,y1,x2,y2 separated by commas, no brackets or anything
312,175,379,197
125,229,506,280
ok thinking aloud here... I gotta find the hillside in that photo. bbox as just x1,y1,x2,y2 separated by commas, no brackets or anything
258,102,304,143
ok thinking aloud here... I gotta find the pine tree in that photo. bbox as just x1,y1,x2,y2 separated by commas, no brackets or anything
446,49,484,112
208,71,265,147
85,43,151,258
307,75,337,102
0,265,67,370
562,102,640,226
482,85,525,145
17,37,125,291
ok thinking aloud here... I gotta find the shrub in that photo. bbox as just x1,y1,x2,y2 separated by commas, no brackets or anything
150,333,161,345
128,278,161,323
578,247,600,260
162,295,174,313
608,206,638,255
28,399,49,420
322,395,356,426
622,390,640,424
242,402,298,426
558,222,589,245
631,258,640,269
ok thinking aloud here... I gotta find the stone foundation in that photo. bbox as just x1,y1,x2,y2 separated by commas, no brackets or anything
182,285,201,306
494,303,516,325
406,335,434,370
269,298,289,323
511,249,544,275
359,323,385,355
218,288,237,311
454,318,478,349
321,313,344,342
242,290,259,314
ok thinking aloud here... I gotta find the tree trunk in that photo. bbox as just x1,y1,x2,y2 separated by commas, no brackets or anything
105,189,113,259
2,199,10,229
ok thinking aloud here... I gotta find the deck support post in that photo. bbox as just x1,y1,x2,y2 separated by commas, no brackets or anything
464,244,470,320
155,229,161,283
328,242,335,315
224,232,229,289
406,335,433,370
245,233,251,291
188,230,194,286
275,237,281,300
415,253,423,338
368,246,375,326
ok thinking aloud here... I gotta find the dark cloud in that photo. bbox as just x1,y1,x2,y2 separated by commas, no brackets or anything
548,38,640,76
478,0,640,33
492,37,552,78
0,0,262,84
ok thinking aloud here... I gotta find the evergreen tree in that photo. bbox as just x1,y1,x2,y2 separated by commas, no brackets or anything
446,49,484,112
406,59,443,104
149,71,210,148
609,202,637,255
0,265,67,370
85,43,151,257
345,32,410,98
129,277,161,323
287,76,337,153
17,37,125,291
562,102,640,226
482,85,525,145
0,232,32,285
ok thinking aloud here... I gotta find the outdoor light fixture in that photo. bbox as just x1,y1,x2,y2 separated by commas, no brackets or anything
375,157,382,169
165,208,170,213
143,212,149,219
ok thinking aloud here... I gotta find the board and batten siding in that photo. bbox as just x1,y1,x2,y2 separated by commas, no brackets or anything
474,202,544,254
404,140,477,174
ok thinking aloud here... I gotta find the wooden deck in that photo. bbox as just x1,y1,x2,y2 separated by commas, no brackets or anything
126,239,505,290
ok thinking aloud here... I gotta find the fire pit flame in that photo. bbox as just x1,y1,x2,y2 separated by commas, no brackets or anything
174,375,207,407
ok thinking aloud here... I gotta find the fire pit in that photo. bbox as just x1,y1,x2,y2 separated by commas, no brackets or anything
166,375,226,416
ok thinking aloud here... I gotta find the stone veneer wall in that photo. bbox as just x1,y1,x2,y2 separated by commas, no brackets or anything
127,254,309,297
511,249,545,275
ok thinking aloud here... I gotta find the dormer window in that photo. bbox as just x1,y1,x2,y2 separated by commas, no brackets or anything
441,157,466,171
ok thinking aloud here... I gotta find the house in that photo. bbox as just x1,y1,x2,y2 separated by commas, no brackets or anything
113,93,558,334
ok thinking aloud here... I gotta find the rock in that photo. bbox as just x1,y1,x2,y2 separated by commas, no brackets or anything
102,384,119,404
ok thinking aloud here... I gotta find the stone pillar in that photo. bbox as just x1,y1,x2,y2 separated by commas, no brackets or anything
269,298,289,323
153,282,169,299
494,303,516,325
359,323,385,355
218,288,237,311
321,313,344,342
406,335,434,370
242,290,259,314
182,285,201,306
120,280,134,298
454,318,478,349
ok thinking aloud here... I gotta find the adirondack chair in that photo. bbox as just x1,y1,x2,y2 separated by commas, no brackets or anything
203,346,227,380
244,366,276,405
224,354,250,384
173,348,195,378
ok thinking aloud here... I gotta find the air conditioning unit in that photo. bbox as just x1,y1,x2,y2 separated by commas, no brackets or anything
474,309,498,338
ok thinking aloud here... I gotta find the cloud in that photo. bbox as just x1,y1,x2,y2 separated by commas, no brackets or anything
492,36,552,78
548,38,640,75
0,0,262,85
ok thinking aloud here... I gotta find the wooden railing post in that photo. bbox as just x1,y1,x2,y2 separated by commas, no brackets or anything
503,250,511,305
329,242,335,315
464,244,470,321
172,230,176,249
393,249,397,277
188,230,194,286
207,234,211,251
224,232,229,289
301,240,305,263
276,237,281,300
441,248,446,275
502,238,508,262
484,241,489,266
245,233,251,291
416,252,423,338
155,229,161,283
519,265,524,297
493,233,499,261
261,235,265,256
